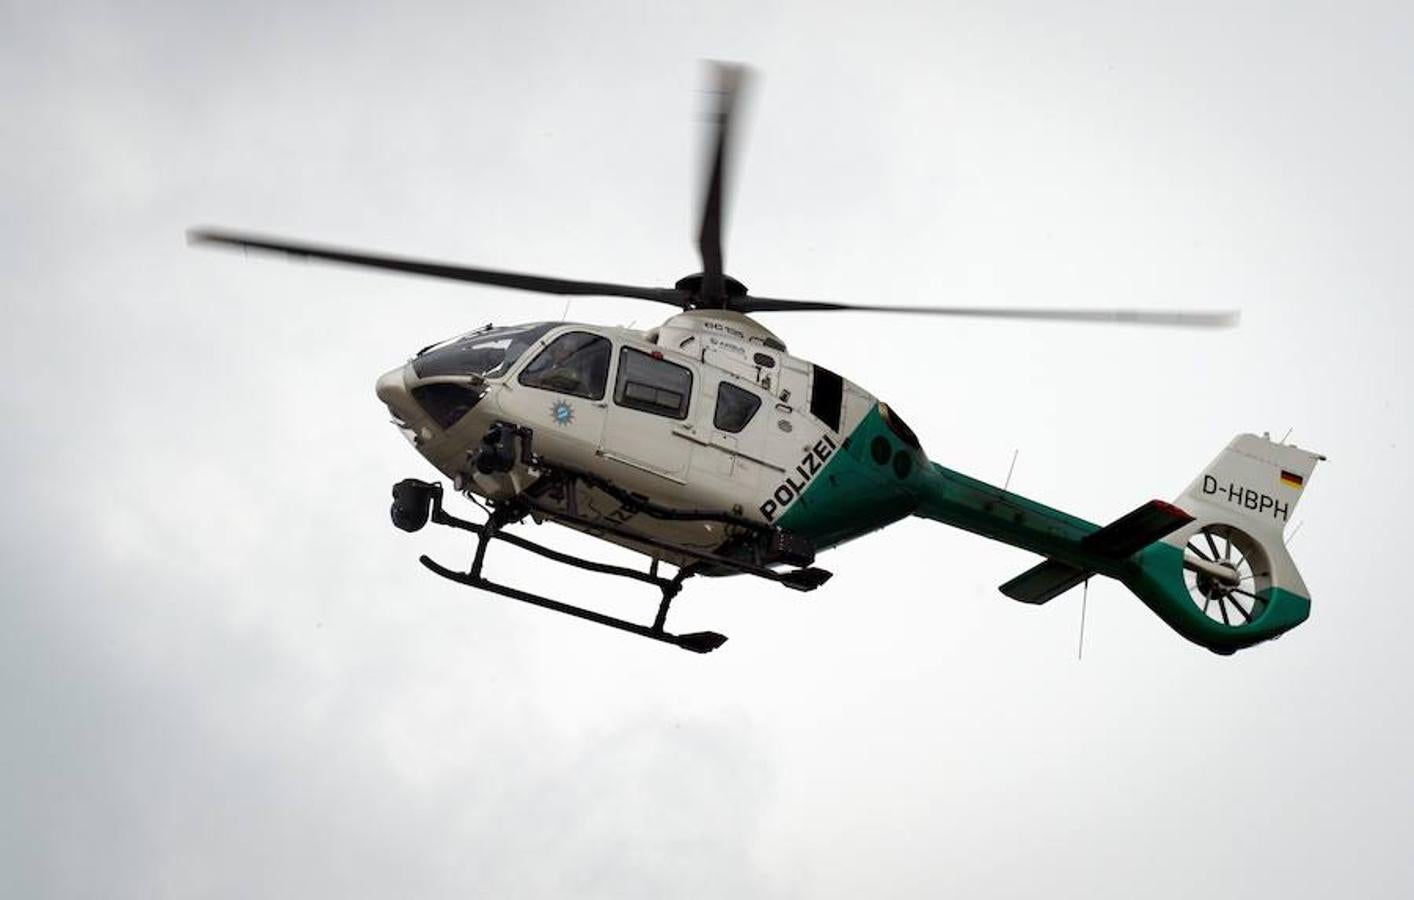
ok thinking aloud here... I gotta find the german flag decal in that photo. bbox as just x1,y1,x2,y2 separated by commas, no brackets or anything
1280,470,1304,489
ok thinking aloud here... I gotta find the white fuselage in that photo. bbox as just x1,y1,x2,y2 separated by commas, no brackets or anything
376,310,876,563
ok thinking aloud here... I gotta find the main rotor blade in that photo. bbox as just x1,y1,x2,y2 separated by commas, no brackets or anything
735,294,1240,328
697,63,749,306
187,228,691,307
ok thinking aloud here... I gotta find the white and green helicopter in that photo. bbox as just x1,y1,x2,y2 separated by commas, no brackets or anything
190,65,1322,655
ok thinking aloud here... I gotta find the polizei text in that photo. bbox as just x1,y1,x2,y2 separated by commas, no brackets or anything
760,435,838,522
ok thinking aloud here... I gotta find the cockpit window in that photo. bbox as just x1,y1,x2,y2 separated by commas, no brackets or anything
412,322,555,379
410,383,486,429
713,381,762,433
518,331,612,400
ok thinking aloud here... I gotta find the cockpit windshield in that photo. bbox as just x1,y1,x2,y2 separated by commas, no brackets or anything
411,322,557,380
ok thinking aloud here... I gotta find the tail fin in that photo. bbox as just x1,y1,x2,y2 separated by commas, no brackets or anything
994,433,1323,654
1126,433,1323,653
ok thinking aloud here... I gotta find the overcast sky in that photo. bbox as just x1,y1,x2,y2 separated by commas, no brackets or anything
4,1,1413,897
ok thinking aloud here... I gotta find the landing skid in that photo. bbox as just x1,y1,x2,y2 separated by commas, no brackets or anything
394,479,831,653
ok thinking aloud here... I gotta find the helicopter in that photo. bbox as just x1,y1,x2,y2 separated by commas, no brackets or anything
189,64,1322,656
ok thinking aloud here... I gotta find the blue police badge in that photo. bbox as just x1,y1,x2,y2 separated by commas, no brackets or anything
550,399,575,426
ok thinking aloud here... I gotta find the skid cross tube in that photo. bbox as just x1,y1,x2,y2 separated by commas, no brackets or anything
418,484,726,653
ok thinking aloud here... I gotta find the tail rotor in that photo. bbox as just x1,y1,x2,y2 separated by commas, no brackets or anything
1181,523,1269,626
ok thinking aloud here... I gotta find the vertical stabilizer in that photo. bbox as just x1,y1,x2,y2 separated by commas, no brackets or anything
1127,433,1324,652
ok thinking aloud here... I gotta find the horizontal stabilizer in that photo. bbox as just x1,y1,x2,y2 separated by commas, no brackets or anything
1080,499,1193,557
999,500,1194,604
1000,559,1089,605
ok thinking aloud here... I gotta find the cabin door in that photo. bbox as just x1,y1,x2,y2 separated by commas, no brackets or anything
598,346,695,482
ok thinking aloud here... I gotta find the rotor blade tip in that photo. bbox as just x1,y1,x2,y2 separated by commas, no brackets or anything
1193,310,1241,328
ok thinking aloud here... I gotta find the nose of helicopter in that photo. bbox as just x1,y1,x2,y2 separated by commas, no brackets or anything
376,363,407,407
376,364,420,427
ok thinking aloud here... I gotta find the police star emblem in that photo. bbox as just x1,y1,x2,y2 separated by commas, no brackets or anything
550,399,575,426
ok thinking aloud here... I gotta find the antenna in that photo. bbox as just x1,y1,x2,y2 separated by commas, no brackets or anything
1280,427,1293,444
1077,578,1090,661
1003,449,1019,492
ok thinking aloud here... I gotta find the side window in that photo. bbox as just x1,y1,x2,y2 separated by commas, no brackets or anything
518,331,611,400
614,348,693,419
713,381,762,433
809,365,844,432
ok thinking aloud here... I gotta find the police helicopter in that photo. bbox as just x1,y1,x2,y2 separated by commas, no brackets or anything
190,64,1322,655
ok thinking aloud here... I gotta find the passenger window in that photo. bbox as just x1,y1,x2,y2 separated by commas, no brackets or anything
518,331,611,400
810,365,844,432
614,348,692,419
713,381,762,433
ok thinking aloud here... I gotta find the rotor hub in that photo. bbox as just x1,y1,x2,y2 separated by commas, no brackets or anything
674,272,749,307
1195,565,1240,601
